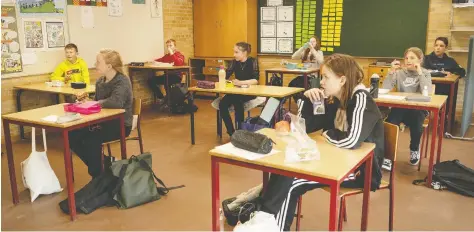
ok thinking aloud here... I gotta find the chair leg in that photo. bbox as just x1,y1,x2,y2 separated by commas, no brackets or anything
296,196,302,231
419,128,426,171
107,144,112,157
424,121,430,158
389,187,394,231
247,110,251,118
338,197,344,231
342,197,347,222
138,136,144,154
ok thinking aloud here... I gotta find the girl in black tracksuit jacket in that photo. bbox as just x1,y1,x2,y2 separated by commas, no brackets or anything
260,54,385,231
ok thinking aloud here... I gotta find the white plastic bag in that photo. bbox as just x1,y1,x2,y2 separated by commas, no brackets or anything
233,211,280,232
281,113,320,163
21,128,63,202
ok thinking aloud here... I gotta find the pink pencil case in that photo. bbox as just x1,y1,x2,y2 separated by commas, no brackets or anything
64,101,101,115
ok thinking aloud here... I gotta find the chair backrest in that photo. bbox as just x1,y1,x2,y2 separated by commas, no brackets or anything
384,122,399,162
133,98,142,116
431,84,436,95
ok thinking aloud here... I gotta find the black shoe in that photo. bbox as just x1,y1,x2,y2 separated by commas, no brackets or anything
103,155,116,171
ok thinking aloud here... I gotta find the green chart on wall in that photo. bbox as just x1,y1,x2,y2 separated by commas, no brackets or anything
258,0,429,57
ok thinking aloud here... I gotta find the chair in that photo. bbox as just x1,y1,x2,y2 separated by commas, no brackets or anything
102,98,144,157
212,97,266,135
419,84,436,171
294,122,399,231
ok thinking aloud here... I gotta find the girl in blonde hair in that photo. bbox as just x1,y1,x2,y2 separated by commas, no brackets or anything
70,49,133,178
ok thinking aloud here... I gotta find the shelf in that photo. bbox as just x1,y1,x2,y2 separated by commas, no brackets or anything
448,48,469,53
453,3,474,8
450,27,474,32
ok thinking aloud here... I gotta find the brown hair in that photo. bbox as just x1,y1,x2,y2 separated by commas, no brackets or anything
99,49,124,74
166,39,176,45
435,37,449,47
236,42,252,54
65,43,78,52
302,36,321,61
404,47,424,63
323,53,364,110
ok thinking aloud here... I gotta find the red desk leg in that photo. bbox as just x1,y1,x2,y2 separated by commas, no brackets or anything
211,157,220,231
437,104,446,164
328,181,340,231
361,151,373,231
3,120,19,204
62,130,76,221
119,114,127,160
427,108,439,187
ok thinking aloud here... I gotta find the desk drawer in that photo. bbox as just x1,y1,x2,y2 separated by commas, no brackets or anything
203,66,219,76
205,59,227,67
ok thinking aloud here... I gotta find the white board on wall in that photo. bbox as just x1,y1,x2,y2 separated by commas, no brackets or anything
66,2,164,69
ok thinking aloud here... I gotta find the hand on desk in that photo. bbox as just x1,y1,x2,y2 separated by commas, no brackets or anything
75,92,89,103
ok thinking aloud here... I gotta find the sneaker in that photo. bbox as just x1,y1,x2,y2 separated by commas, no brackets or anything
409,150,420,166
382,158,392,171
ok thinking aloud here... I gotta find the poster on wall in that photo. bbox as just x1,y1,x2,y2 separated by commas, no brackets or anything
1,6,23,74
132,0,145,4
46,21,65,48
67,0,107,7
18,0,66,14
108,0,123,17
150,0,162,18
23,19,45,49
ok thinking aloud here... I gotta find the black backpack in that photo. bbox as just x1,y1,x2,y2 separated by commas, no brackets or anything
413,159,474,197
269,73,282,86
168,83,198,114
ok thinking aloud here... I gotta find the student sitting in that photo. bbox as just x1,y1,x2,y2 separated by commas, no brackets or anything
260,54,384,232
147,39,185,104
69,49,133,178
423,37,466,131
383,47,432,166
51,43,90,85
219,42,259,136
288,36,324,101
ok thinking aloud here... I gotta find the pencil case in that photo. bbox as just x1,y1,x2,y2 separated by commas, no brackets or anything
64,101,101,115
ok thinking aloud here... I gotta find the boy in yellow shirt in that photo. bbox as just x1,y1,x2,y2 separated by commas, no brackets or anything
51,43,90,84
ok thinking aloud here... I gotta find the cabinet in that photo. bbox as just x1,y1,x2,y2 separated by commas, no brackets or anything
189,57,234,96
194,0,257,58
365,65,391,88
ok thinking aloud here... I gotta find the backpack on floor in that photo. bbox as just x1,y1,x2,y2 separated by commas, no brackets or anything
413,159,474,197
168,83,198,114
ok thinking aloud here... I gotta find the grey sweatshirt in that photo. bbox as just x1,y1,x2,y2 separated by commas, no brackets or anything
95,72,133,127
291,46,324,69
382,69,432,94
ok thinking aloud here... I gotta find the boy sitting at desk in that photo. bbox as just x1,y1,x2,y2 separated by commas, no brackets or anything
147,39,185,104
51,43,90,85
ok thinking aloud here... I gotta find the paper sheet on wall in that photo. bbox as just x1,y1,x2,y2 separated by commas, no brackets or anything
261,22,276,37
261,7,276,21
277,22,293,38
277,38,293,53
108,0,123,17
277,6,293,21
21,52,37,65
150,0,162,18
267,0,283,6
81,7,94,28
261,38,277,53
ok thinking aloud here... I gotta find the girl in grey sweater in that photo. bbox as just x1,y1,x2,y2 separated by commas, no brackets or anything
383,47,432,166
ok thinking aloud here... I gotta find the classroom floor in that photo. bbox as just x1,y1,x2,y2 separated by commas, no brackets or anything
2,99,474,231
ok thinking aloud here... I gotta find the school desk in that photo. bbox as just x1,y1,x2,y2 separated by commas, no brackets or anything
265,67,320,89
127,63,191,106
187,84,304,145
14,83,96,139
2,104,126,221
431,74,460,134
209,128,375,231
374,93,448,187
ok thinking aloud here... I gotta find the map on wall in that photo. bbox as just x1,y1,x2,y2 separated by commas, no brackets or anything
1,6,23,74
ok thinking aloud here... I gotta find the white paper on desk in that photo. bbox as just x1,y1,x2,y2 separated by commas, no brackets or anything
81,7,94,29
151,61,173,67
261,22,276,37
261,38,277,53
378,95,406,100
214,143,280,161
261,7,276,21
42,115,58,122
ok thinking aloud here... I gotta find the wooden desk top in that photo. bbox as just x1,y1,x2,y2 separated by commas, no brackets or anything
189,84,304,98
210,128,375,181
14,83,96,95
2,104,124,129
128,63,190,70
265,67,320,74
431,74,460,84
375,92,448,109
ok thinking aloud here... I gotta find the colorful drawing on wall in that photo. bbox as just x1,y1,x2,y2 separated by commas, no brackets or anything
1,6,23,74
23,20,45,49
67,0,107,7
132,0,145,4
18,0,66,14
46,21,65,48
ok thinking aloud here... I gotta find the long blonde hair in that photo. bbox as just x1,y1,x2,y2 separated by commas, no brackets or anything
99,49,124,74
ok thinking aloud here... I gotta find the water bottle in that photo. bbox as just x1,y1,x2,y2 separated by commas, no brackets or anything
370,73,380,98
422,86,429,96
218,65,226,88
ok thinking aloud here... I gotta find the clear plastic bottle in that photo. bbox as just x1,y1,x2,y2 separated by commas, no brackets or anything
218,65,226,88
422,86,429,96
